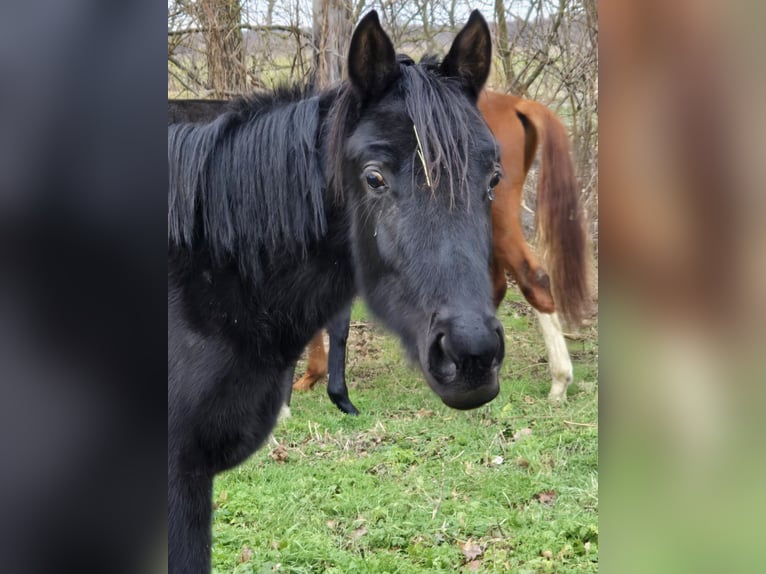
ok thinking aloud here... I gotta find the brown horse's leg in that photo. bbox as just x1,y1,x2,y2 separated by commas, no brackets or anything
534,309,573,401
293,331,328,391
491,256,509,308
504,238,556,315
490,188,555,314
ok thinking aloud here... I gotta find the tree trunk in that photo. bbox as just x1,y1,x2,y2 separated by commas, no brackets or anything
313,0,353,88
494,0,513,89
583,0,599,55
195,0,246,97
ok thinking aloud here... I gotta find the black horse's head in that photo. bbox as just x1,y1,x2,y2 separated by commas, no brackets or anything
331,11,504,410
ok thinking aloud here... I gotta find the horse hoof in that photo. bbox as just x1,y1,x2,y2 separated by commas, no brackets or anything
293,375,319,391
278,403,292,421
547,390,568,402
339,402,360,416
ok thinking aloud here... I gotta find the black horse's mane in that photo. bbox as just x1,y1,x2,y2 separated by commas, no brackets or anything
168,57,483,279
168,84,329,278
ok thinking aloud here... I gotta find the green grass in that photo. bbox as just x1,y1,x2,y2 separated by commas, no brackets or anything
212,290,598,573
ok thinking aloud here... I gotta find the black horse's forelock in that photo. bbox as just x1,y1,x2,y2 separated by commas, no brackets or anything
401,63,483,204
168,88,327,279
327,58,485,204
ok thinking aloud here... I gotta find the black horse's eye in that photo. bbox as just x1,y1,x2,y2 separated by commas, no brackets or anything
489,170,502,189
365,169,387,191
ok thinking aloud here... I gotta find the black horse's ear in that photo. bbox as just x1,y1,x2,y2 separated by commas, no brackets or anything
440,10,492,98
347,11,399,100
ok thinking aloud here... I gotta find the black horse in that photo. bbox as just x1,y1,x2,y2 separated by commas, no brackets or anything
167,98,231,124
168,11,503,573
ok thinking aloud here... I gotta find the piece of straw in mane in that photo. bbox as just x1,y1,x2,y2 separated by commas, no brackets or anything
401,63,479,205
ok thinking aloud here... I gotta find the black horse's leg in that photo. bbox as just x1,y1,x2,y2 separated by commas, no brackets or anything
276,363,297,421
168,469,213,574
283,362,296,407
326,303,359,415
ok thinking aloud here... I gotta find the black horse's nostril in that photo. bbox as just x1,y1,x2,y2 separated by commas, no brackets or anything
437,332,460,364
439,333,449,356
427,331,458,381
428,312,504,379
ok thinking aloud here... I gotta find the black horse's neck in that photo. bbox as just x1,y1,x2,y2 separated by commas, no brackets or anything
168,85,356,368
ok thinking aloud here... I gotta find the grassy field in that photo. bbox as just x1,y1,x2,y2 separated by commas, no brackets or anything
211,289,598,573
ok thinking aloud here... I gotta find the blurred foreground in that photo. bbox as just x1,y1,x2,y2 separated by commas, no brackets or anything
600,0,766,571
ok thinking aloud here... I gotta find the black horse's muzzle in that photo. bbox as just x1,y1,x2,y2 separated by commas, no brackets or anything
422,309,504,409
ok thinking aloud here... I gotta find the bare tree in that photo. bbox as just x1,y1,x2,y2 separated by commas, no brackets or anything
312,0,354,88
494,0,512,85
193,0,247,97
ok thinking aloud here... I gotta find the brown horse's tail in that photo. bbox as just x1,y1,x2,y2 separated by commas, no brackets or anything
515,99,591,328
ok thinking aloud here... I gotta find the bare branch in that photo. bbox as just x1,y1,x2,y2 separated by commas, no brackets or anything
168,24,311,41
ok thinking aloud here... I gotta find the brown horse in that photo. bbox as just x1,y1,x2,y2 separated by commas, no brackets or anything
294,90,590,404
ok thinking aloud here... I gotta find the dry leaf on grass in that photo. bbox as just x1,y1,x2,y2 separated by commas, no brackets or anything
238,545,254,563
460,539,483,561
269,444,288,463
534,490,557,505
